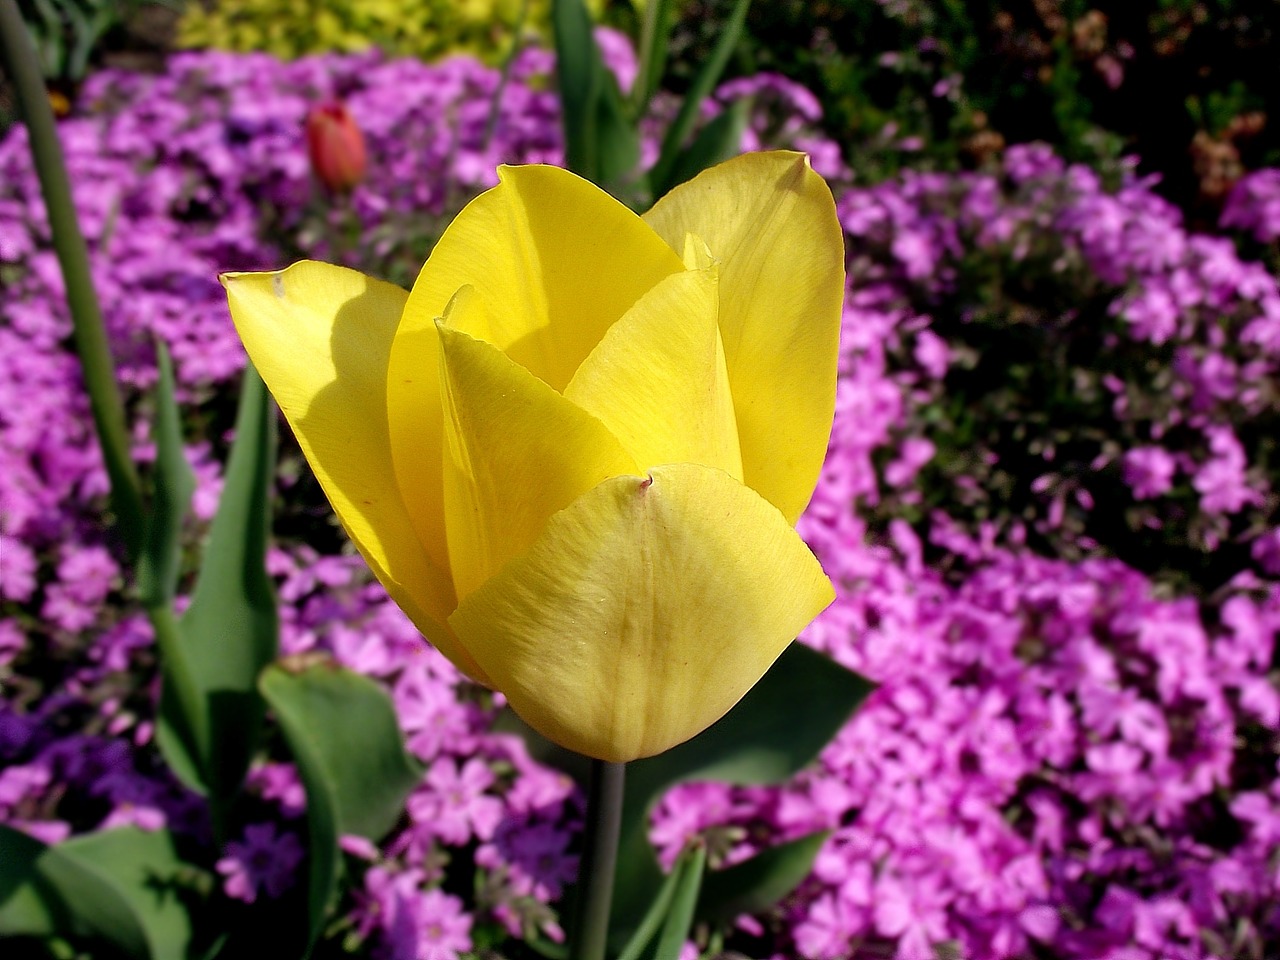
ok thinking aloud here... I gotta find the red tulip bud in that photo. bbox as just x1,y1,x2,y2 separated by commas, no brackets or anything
306,100,367,194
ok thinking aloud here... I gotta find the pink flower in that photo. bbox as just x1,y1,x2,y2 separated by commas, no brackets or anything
1122,446,1176,500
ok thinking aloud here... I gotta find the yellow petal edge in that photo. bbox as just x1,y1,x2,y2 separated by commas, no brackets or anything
221,262,486,683
644,151,845,524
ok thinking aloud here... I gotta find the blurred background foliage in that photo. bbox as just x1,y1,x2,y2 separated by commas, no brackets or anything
174,0,611,63
14,0,1280,220
668,0,1279,217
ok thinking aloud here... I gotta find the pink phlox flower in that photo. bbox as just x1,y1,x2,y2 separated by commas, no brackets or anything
394,662,475,761
1193,426,1262,515
1221,168,1280,242
0,762,51,812
0,534,37,602
793,890,864,960
1122,446,1177,500
873,873,949,960
649,781,744,867
247,762,306,817
489,735,575,816
407,756,502,846
362,868,473,960
884,437,935,489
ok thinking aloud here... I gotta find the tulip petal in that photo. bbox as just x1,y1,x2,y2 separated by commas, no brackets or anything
643,151,845,524
221,262,485,683
385,287,451,584
436,319,637,602
564,267,742,479
449,463,835,762
404,164,684,391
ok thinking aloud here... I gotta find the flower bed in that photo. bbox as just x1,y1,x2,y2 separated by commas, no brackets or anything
1,44,1277,960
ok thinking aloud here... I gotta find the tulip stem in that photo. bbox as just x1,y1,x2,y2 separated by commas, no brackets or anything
0,0,145,561
569,759,626,960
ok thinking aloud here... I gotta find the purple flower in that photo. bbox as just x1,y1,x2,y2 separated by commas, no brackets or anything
361,869,472,960
216,823,304,902
476,819,577,901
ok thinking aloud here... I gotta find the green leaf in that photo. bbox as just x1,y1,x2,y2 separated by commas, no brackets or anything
630,0,675,116
0,826,70,941
648,0,751,195
653,843,705,960
615,844,690,960
155,363,278,818
259,658,422,952
552,0,597,179
596,69,642,193
551,0,639,188
137,341,195,611
0,825,203,960
611,642,872,941
654,97,750,199
696,830,830,923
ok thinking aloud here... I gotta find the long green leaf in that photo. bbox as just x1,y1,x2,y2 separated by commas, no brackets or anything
630,0,675,116
155,364,277,820
653,843,705,960
0,825,202,960
140,346,205,800
616,844,693,960
260,659,422,953
648,0,751,195
552,0,639,188
552,0,599,179
696,830,830,922
137,341,195,609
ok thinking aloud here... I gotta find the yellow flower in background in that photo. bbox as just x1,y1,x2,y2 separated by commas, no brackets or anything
222,151,844,762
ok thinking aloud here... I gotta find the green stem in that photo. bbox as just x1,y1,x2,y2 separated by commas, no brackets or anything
569,759,626,960
0,0,145,560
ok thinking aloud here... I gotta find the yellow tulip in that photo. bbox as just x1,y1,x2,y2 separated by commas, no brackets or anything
222,151,843,762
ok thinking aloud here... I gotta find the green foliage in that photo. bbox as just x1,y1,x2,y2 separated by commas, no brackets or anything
259,660,423,953
645,0,748,198
0,825,209,960
154,364,278,837
176,0,606,64
681,0,1280,208
136,342,195,612
695,830,830,923
554,0,753,201
553,0,639,190
16,0,171,83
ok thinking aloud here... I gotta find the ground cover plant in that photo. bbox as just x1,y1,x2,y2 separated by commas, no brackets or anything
1,15,1279,960
688,0,1280,218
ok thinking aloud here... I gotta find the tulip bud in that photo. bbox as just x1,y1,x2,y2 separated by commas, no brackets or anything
305,100,367,194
